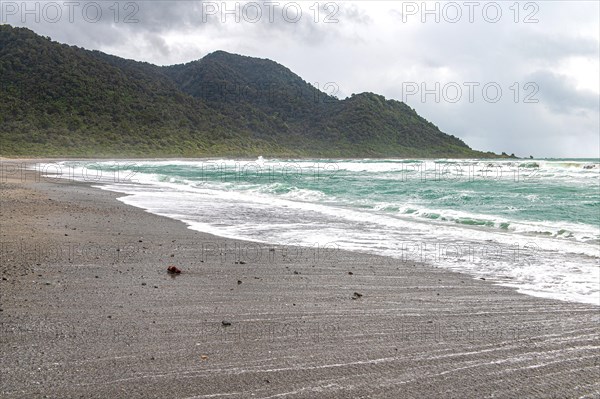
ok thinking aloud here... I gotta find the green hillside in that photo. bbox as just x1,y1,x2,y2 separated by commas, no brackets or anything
0,25,502,158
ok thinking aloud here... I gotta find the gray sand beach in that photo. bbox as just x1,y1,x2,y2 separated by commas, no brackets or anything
1,169,599,398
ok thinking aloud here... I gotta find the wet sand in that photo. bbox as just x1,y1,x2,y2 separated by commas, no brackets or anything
1,166,599,398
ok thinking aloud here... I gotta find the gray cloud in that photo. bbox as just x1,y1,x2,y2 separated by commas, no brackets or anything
515,34,599,61
529,71,599,114
2,0,598,157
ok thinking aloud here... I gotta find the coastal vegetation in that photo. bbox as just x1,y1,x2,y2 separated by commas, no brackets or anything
0,25,507,158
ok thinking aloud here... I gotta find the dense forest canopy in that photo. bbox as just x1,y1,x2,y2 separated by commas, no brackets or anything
0,25,505,158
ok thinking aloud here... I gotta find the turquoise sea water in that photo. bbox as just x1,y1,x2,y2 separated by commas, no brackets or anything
50,158,600,305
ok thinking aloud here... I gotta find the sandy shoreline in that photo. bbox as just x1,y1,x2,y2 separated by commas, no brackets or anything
1,169,599,398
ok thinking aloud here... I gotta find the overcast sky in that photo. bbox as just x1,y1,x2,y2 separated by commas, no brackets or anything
3,1,599,157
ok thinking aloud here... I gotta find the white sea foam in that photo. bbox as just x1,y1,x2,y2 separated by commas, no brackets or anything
41,160,600,306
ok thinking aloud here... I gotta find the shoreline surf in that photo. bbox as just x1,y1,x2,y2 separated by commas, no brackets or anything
26,158,599,306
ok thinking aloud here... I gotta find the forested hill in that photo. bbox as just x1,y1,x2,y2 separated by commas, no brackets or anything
0,25,503,158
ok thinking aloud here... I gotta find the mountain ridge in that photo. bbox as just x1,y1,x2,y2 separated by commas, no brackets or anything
0,25,509,158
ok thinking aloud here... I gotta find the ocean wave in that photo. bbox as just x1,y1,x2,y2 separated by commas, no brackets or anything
40,160,600,306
